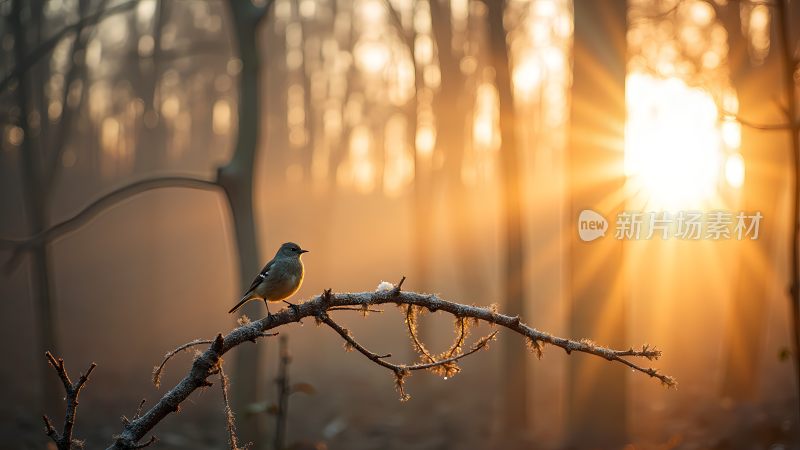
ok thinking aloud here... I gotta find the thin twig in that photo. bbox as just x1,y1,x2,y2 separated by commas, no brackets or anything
322,313,494,373
321,312,497,400
273,335,290,450
219,364,242,450
152,339,214,389
719,110,798,131
405,305,436,364
328,306,384,313
128,436,157,449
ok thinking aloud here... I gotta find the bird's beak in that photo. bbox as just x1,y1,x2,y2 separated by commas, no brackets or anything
300,249,309,254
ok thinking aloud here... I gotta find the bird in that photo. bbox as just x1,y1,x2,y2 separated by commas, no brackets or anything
228,242,308,316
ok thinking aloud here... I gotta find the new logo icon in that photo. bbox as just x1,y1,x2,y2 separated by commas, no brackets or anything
578,209,608,242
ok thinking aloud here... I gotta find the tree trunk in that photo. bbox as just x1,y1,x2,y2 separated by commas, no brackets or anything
485,0,529,438
430,0,487,301
776,0,800,414
11,0,62,416
567,1,627,446
222,2,267,445
719,1,783,402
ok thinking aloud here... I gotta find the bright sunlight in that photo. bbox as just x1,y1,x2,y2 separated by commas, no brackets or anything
624,73,741,209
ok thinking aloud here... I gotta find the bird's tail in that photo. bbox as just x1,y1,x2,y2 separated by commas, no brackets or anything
228,292,255,314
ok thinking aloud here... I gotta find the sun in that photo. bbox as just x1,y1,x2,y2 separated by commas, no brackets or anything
624,73,740,210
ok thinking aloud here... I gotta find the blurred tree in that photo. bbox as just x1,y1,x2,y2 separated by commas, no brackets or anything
712,0,800,409
774,0,800,409
485,0,529,438
384,0,433,295
431,0,488,301
222,0,272,445
567,0,627,446
717,0,785,402
3,0,137,415
0,2,274,443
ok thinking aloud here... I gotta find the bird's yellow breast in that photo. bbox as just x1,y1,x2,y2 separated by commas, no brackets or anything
256,258,304,302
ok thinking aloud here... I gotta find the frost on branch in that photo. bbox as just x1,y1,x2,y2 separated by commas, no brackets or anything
42,278,674,450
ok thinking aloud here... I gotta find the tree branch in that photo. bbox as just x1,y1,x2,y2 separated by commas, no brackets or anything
382,0,415,54
0,0,139,93
152,338,214,389
1,176,220,269
43,0,101,194
101,279,673,449
322,312,496,400
719,110,800,131
42,351,96,450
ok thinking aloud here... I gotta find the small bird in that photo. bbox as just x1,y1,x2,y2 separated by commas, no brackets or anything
228,242,308,316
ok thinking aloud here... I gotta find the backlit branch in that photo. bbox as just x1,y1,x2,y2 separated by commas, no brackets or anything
97,278,673,449
320,312,496,400
152,338,214,389
42,351,97,450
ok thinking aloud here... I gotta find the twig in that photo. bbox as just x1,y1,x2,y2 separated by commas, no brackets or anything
219,364,243,450
273,335,290,450
42,351,96,450
104,279,674,449
328,306,384,313
134,400,146,420
152,338,214,389
321,313,496,400
404,305,436,364
718,110,798,131
128,436,157,449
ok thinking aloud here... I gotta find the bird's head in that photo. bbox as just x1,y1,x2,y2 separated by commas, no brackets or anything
276,242,309,259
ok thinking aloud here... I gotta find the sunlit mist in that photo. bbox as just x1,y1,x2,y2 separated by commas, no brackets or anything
624,73,724,209
624,0,746,210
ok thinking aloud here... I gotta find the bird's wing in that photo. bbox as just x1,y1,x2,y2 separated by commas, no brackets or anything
244,259,275,295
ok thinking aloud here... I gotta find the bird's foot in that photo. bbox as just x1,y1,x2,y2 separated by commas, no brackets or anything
284,300,300,315
263,301,275,321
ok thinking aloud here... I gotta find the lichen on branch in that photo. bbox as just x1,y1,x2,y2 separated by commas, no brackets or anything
42,278,674,449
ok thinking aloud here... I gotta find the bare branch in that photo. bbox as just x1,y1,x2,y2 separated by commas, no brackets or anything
328,306,384,313
43,351,96,450
321,313,496,400
43,415,58,440
134,399,146,420
103,281,673,448
629,0,684,25
382,0,415,53
273,335,290,450
404,305,436,364
1,176,220,269
152,339,214,389
719,111,799,131
0,0,139,93
128,436,157,449
43,0,104,193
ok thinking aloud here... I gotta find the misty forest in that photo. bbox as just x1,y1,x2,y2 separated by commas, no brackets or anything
1,0,800,449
